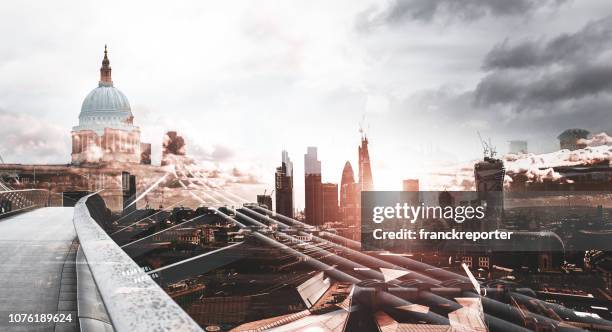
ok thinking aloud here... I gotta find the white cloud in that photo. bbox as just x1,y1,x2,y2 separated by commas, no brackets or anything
0,110,70,164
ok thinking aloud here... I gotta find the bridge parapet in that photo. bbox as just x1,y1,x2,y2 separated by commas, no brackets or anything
74,193,203,332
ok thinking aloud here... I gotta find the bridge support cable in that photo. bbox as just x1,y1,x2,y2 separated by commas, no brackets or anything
144,242,250,286
120,214,208,249
176,176,232,206
184,168,250,204
252,205,360,246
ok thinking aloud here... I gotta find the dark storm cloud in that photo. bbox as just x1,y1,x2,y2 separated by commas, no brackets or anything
475,16,612,111
483,16,612,70
475,62,612,107
356,0,566,29
393,13,612,153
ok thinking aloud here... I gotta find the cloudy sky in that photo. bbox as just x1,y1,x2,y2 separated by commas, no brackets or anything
1,0,612,206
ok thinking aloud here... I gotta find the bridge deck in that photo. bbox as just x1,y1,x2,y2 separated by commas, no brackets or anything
0,207,78,331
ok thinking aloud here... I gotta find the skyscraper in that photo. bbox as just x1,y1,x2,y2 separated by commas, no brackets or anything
322,182,339,224
474,158,505,192
304,147,323,226
275,150,294,218
358,135,373,191
474,156,505,231
122,171,137,214
340,161,359,228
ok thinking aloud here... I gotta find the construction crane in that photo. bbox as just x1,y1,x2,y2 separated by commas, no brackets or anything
477,131,497,159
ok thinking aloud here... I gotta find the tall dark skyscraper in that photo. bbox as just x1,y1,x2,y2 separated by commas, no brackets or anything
122,171,137,214
322,182,339,224
275,150,294,218
474,156,505,231
340,161,359,229
358,135,373,191
304,147,323,226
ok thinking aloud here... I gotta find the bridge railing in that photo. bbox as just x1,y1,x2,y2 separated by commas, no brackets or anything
74,193,203,332
0,189,54,217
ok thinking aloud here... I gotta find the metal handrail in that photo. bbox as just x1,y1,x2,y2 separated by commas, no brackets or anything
73,193,203,332
0,189,52,217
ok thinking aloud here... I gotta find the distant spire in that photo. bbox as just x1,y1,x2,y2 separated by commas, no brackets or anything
359,114,369,140
99,44,113,86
